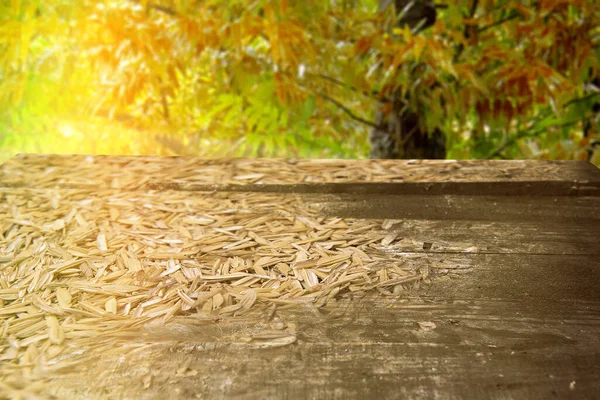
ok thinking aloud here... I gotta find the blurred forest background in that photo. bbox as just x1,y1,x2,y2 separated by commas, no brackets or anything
0,0,599,165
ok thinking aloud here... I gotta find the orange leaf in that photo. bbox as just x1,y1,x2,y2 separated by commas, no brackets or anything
280,0,289,14
354,37,371,55
381,102,393,118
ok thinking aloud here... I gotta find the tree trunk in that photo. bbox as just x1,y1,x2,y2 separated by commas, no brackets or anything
369,0,446,159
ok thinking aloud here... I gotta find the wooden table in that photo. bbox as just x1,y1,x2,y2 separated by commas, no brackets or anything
1,155,599,399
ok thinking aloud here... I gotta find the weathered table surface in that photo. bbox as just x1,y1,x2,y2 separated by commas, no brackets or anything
1,155,600,399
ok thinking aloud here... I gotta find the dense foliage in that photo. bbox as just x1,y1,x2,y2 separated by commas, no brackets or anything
0,0,599,163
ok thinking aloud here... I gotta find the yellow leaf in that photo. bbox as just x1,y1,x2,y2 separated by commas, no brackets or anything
11,0,20,14
413,37,425,60
392,51,404,69
400,24,412,41
175,0,184,12
12,71,25,104
19,26,31,65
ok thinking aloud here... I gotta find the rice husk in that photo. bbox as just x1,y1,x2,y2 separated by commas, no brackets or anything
0,155,473,395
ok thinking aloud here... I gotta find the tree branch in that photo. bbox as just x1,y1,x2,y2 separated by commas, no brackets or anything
315,90,381,130
485,120,582,159
307,73,392,102
453,0,479,62
564,92,600,108
467,0,480,25
485,133,525,159
485,109,549,159
477,11,520,33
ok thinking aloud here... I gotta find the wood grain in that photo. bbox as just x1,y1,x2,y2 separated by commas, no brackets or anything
0,155,598,399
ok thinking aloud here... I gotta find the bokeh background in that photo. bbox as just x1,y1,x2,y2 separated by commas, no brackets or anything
1,0,599,165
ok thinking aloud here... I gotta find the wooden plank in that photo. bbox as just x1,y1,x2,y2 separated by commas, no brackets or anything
1,187,595,255
44,313,599,400
422,253,600,301
43,253,600,399
47,324,600,399
146,180,600,196
2,154,598,190
1,155,598,399
371,219,600,255
321,193,600,223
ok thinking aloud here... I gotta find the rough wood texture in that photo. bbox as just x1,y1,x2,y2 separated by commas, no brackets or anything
2,154,598,185
1,155,599,399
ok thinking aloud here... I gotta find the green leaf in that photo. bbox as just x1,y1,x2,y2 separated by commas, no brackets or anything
299,94,316,124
